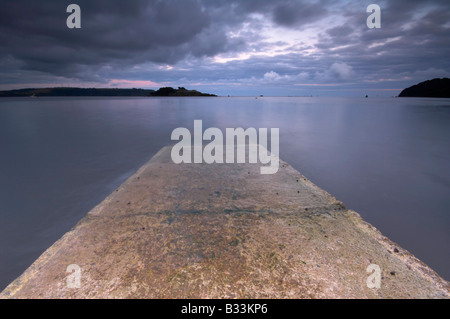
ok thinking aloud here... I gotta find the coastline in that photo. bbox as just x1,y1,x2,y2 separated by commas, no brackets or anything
1,146,449,298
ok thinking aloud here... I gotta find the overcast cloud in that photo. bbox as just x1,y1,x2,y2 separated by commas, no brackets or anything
0,0,449,96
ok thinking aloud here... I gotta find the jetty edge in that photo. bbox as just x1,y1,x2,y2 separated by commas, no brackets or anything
1,146,449,298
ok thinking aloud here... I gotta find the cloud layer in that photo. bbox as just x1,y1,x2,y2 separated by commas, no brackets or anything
1,0,449,95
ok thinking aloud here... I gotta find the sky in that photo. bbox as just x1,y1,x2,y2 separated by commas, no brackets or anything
0,0,449,96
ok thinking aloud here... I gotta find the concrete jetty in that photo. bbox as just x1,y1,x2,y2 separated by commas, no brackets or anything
1,146,449,298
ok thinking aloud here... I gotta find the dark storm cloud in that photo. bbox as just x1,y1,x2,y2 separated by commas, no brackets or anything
0,0,449,94
0,0,215,77
272,1,327,27
0,0,329,73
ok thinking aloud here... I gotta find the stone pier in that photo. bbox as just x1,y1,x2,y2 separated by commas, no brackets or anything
1,146,449,298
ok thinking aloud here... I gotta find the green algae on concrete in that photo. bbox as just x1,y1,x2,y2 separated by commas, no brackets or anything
1,146,449,298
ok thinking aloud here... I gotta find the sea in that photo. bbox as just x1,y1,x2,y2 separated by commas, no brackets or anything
0,96,449,290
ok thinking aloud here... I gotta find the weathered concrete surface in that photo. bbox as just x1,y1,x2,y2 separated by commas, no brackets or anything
1,146,449,299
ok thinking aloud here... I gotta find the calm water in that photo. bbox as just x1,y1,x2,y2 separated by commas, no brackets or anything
0,96,449,289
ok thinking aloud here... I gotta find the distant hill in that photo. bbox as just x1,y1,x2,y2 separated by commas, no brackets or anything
0,86,216,97
398,78,450,98
151,87,216,97
0,87,155,97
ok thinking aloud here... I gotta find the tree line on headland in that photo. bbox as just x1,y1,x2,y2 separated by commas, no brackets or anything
398,78,450,98
151,87,216,96
0,87,216,97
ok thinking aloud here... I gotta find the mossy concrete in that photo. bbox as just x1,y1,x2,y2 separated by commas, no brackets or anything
1,146,449,298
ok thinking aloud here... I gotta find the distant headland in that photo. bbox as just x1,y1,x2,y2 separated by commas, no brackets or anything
151,87,216,97
0,87,216,97
399,78,450,98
